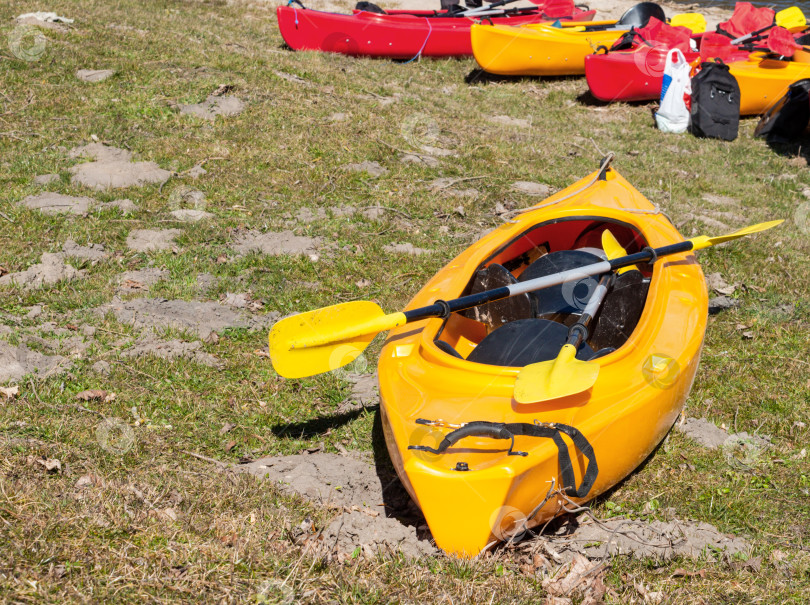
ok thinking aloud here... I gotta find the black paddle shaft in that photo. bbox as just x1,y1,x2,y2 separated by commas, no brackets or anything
401,240,693,323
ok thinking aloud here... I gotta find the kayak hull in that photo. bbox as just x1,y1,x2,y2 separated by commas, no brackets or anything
730,54,810,116
471,22,623,76
584,45,749,104
586,48,810,115
277,6,596,59
378,167,708,557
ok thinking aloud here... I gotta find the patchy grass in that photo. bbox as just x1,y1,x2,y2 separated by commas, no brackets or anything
1,0,809,602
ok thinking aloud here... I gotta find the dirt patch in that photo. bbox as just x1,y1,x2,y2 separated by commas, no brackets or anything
0,253,84,290
240,453,386,511
98,199,138,214
336,373,380,414
76,69,115,83
549,516,749,562
238,451,434,558
96,297,278,339
220,293,264,311
678,417,729,449
708,295,740,314
126,229,182,252
15,12,72,31
706,272,737,296
0,341,69,383
120,333,221,367
68,143,172,190
400,153,439,168
511,181,552,197
170,209,213,222
231,230,322,257
22,192,95,215
383,242,431,255
343,161,387,178
62,240,108,262
117,268,169,293
678,417,772,466
33,174,60,185
320,511,435,559
196,273,217,293
179,95,245,120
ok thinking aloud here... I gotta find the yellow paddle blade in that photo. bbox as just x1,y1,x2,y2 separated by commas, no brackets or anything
670,13,707,34
601,229,637,274
513,344,600,403
688,219,784,251
776,6,806,32
268,301,405,379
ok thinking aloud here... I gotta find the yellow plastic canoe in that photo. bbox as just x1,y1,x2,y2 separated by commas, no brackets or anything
730,51,810,116
471,21,623,76
471,12,707,77
378,165,708,557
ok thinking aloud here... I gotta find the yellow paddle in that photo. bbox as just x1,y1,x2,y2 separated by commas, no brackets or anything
269,220,783,380
512,220,783,403
730,6,806,45
670,13,707,34
600,230,637,275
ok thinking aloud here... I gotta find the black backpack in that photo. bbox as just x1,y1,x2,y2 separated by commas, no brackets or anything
690,61,740,141
755,78,810,143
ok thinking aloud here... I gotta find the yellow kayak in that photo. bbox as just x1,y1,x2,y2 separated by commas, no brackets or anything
731,51,810,116
378,163,709,556
471,7,706,77
471,21,626,76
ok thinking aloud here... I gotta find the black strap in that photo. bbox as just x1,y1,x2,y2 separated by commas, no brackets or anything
408,420,598,498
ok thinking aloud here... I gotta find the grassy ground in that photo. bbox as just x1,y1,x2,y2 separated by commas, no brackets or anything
1,0,809,602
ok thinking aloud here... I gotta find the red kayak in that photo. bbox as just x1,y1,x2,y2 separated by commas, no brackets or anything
276,1,596,59
585,40,750,104
585,3,792,104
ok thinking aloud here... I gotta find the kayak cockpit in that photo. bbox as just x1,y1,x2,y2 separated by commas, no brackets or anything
433,217,652,367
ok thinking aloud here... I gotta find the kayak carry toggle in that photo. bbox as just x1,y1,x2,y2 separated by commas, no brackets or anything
409,420,529,457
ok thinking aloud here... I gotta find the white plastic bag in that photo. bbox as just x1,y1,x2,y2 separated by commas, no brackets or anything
655,48,691,134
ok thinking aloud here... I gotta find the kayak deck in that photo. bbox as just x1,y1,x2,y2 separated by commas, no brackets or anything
378,167,708,556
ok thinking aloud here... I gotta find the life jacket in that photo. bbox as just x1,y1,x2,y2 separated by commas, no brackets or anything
717,2,775,39
611,17,693,52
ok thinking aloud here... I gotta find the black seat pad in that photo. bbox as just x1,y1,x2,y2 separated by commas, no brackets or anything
464,263,533,330
466,318,595,367
518,250,603,318
589,270,649,351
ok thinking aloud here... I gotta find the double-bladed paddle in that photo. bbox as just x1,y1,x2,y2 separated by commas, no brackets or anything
730,6,806,45
268,220,783,380
513,230,631,403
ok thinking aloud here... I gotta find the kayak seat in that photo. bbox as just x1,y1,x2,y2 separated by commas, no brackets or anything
355,1,386,14
518,249,605,321
466,318,595,367
464,263,534,331
589,270,650,351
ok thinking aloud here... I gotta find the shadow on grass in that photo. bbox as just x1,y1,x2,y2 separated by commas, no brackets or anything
270,406,426,528
763,135,810,165
465,68,579,85
270,405,378,439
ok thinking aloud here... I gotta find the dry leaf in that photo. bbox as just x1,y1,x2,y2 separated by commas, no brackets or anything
253,348,270,358
219,422,236,435
225,440,237,452
75,474,95,489
355,278,371,288
76,389,107,401
1,385,20,400
36,458,62,473
742,331,754,340
122,279,146,290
